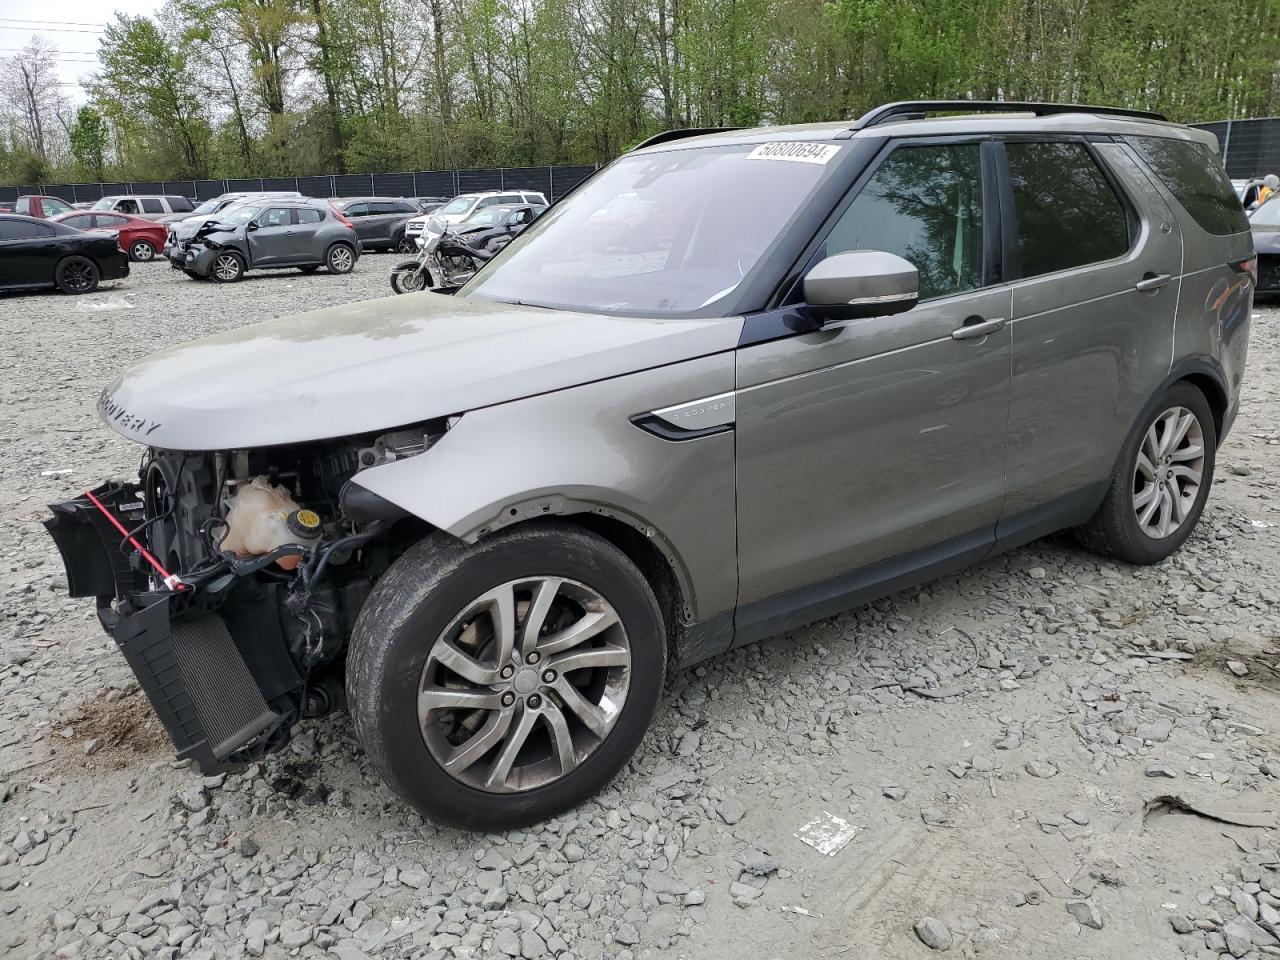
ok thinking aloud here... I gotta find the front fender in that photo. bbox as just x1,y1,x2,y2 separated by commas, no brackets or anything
350,352,738,622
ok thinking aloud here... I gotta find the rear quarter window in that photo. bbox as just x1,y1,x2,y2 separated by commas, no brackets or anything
1126,136,1247,236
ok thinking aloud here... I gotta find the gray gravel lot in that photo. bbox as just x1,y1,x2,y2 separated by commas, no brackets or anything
1,261,1278,960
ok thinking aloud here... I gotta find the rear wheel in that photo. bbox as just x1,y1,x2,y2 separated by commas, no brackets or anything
1076,381,1216,564
55,256,99,294
346,524,666,829
326,243,355,274
129,239,156,262
210,251,245,283
395,233,417,254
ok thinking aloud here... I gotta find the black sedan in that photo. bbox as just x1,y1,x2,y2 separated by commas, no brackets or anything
452,204,538,253
0,214,129,294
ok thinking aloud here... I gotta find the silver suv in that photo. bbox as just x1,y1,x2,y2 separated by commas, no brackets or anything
46,102,1253,830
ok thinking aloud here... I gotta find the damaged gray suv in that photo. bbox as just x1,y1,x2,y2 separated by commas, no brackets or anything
47,101,1253,829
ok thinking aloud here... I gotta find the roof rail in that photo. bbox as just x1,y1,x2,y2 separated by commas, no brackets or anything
847,100,1167,132
632,127,741,150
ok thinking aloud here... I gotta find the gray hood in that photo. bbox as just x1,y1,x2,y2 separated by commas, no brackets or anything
99,292,741,450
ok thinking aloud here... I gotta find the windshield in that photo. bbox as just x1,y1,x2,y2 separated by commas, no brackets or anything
218,205,260,227
1252,197,1280,227
191,197,226,215
464,209,505,226
464,142,843,314
91,198,116,210
438,197,476,215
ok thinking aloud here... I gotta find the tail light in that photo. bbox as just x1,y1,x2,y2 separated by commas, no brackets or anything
1230,256,1257,282
329,202,355,229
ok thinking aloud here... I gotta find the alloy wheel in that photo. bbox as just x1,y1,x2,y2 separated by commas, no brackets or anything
212,254,242,281
131,241,155,261
418,577,630,793
1133,405,1205,540
329,246,354,272
61,260,95,292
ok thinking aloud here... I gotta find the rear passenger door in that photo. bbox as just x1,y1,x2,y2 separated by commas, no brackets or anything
998,138,1183,538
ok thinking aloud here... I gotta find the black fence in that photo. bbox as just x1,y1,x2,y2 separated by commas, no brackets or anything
0,164,599,205
1189,118,1279,179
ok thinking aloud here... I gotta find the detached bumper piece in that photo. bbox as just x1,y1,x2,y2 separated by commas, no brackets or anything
45,484,298,772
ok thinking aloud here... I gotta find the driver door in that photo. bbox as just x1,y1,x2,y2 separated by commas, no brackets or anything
247,206,298,265
734,140,1012,630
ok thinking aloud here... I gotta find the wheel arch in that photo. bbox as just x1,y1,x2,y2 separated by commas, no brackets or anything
1169,358,1228,442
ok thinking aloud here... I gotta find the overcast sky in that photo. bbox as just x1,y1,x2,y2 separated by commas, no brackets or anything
0,0,164,102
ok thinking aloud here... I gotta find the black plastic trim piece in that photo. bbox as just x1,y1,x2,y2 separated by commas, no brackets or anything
848,101,1166,132
630,413,733,442
632,128,742,150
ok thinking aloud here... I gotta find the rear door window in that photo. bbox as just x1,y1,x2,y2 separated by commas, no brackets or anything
345,202,369,217
296,208,323,224
166,195,193,212
1003,141,1130,279
0,220,53,239
823,142,986,300
1126,135,1247,236
140,198,164,214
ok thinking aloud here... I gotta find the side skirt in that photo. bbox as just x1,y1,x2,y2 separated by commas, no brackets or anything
673,484,1107,666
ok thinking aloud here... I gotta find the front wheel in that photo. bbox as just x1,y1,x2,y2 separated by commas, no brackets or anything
210,251,245,282
55,256,99,294
346,524,667,829
391,264,427,294
326,243,355,274
1076,381,1217,564
395,233,416,254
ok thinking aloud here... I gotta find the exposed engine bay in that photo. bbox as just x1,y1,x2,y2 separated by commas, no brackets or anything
44,419,450,770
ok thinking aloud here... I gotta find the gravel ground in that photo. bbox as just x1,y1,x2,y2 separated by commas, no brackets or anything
1,261,1278,960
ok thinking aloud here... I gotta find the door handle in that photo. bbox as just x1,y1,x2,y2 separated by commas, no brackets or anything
1135,272,1171,292
951,316,1007,340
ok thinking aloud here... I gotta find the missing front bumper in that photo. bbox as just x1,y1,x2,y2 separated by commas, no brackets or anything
45,485,300,771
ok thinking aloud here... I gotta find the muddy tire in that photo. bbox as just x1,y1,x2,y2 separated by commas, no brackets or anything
346,524,666,830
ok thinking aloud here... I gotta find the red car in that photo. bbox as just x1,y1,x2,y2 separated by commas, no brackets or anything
50,210,169,262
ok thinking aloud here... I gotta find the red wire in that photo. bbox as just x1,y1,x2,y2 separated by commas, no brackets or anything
83,489,186,591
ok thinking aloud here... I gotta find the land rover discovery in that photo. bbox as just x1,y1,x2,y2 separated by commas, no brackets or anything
47,101,1252,830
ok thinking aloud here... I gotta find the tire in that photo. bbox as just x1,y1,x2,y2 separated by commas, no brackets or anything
347,523,667,830
326,242,356,274
210,251,245,283
1075,381,1217,564
390,265,427,294
395,233,416,254
298,265,320,273
55,256,99,294
129,239,156,262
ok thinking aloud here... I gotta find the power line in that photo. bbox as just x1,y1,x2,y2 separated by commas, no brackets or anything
0,16,108,27
0,24,107,34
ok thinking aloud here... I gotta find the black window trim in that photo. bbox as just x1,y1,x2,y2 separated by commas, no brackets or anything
992,134,1139,284
767,133,999,312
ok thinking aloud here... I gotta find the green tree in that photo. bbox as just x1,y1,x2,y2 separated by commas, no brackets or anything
68,106,108,181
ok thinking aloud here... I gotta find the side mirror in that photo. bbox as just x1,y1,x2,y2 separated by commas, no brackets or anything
246,220,260,231
803,250,918,322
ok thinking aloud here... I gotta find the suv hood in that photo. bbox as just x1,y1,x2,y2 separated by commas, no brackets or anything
100,292,742,450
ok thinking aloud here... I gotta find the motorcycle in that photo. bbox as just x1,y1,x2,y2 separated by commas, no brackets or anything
389,218,501,294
